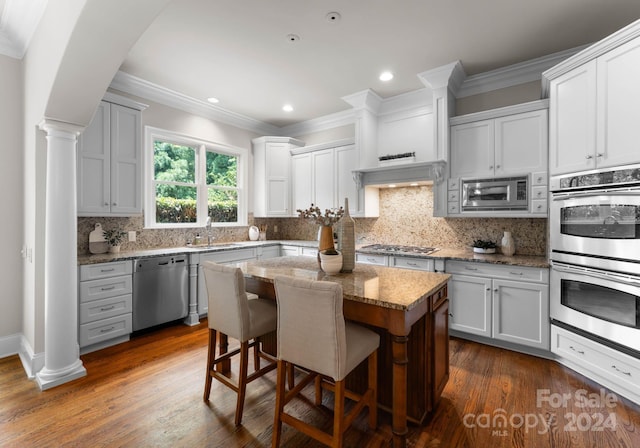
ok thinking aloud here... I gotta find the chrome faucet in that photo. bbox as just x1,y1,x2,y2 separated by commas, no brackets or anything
205,216,215,247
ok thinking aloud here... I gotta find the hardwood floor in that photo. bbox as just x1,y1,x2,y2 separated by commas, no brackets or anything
2,321,639,447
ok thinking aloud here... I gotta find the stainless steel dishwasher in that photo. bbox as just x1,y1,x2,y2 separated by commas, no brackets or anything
132,254,189,331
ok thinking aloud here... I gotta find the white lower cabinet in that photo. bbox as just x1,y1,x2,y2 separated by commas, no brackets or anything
552,325,640,405
356,253,388,266
446,260,550,351
78,261,133,353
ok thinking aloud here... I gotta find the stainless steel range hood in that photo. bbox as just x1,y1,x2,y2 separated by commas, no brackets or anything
352,160,446,188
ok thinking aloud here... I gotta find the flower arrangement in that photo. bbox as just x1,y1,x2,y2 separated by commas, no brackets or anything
297,204,344,226
103,228,127,247
472,239,497,250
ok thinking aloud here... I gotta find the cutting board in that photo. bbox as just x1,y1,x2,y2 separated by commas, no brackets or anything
89,223,109,254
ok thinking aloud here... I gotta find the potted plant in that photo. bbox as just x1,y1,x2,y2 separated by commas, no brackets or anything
319,248,343,274
472,239,497,254
103,228,127,253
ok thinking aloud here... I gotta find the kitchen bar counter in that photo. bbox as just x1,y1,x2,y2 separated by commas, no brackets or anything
237,256,451,448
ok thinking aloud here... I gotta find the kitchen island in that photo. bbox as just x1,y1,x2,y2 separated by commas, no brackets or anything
236,256,451,448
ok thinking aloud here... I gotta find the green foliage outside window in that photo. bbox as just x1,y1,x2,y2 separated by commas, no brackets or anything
153,140,239,224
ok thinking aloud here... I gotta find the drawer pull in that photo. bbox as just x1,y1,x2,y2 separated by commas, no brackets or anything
100,286,116,291
100,268,116,272
611,365,632,376
100,305,116,312
407,262,418,267
367,258,377,263
100,327,115,333
569,345,585,355
509,271,524,276
465,266,478,271
449,313,453,317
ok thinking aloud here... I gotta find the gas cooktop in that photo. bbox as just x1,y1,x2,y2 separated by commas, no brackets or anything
359,244,439,255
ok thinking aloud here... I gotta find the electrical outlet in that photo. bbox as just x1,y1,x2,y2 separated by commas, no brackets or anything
274,225,278,233
128,231,136,242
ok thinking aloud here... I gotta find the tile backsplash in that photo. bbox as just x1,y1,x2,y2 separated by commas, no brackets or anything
78,185,547,256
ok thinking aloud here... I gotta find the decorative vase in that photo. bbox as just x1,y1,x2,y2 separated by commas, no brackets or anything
318,225,335,252
501,231,515,256
109,245,121,254
319,250,343,274
338,197,355,273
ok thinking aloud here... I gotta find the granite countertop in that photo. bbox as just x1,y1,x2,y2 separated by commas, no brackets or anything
239,256,450,311
78,240,548,268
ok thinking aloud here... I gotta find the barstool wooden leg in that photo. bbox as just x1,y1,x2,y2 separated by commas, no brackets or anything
253,337,261,370
272,360,287,447
235,341,250,426
314,375,322,406
203,329,216,401
368,350,378,429
332,379,346,448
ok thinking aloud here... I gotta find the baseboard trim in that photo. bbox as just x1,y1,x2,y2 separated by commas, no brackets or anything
18,335,44,379
0,333,21,358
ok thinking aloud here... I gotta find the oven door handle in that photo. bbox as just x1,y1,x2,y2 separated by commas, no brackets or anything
552,190,640,200
553,263,640,287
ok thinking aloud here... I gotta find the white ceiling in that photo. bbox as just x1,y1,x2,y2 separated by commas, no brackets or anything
4,0,640,128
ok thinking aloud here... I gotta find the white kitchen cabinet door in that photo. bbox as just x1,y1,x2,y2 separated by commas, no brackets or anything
448,274,492,337
291,152,312,213
495,109,548,176
450,120,494,178
596,36,640,170
77,101,111,215
266,142,292,216
377,108,434,162
78,100,143,216
492,279,550,350
335,145,360,214
110,104,142,215
548,60,597,175
312,149,335,209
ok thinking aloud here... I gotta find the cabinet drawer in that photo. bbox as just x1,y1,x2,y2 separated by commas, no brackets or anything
552,326,640,397
79,314,132,347
532,186,547,200
80,261,132,281
300,247,318,257
447,202,460,214
448,178,459,190
356,253,388,266
446,260,548,283
531,199,547,214
79,275,132,303
532,171,547,186
447,190,459,202
79,294,132,324
392,256,434,271
280,246,299,256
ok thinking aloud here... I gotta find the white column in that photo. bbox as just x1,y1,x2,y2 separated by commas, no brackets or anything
36,119,87,390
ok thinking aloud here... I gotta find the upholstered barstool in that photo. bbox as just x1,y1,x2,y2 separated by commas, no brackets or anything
272,275,379,448
201,261,277,426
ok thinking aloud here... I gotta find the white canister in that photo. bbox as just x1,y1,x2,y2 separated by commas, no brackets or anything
248,226,260,241
501,231,515,256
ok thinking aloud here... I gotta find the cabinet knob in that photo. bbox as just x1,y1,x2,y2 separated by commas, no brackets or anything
493,288,499,292
489,165,493,170
104,202,109,206
585,155,593,160
596,153,604,158
486,287,491,291
496,165,500,169
112,202,117,206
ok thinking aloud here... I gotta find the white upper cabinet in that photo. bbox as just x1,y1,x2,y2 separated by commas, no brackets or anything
377,108,434,162
291,141,369,216
450,102,548,180
545,22,640,175
78,95,146,216
253,136,304,217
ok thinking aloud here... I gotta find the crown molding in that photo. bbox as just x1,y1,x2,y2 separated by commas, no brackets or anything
0,0,48,59
280,108,355,138
109,71,280,136
458,45,588,98
418,60,466,93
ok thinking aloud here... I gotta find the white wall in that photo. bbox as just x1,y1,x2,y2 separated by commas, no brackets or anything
0,54,24,341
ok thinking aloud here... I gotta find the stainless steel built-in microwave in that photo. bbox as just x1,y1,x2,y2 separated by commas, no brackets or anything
461,176,528,211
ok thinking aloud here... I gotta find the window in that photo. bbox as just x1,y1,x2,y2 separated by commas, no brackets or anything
145,127,247,228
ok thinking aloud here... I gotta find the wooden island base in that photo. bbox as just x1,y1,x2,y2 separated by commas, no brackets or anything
241,257,450,448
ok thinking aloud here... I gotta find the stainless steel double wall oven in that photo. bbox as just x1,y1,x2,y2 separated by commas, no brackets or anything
550,165,640,355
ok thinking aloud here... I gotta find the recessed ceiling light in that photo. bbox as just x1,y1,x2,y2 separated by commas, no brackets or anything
207,97,219,104
282,104,294,112
326,12,341,23
379,71,394,82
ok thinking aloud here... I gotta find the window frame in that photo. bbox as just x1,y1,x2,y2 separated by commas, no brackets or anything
144,126,248,229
